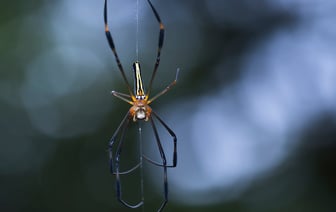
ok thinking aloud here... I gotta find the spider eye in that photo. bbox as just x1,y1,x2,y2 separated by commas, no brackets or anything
136,95,145,100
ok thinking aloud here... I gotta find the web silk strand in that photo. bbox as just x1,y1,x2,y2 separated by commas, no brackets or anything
138,123,145,212
136,1,144,211
136,0,139,61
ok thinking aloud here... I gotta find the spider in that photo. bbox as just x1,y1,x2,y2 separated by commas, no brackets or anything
104,0,178,211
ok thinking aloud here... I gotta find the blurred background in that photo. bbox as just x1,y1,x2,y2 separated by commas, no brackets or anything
1,0,336,211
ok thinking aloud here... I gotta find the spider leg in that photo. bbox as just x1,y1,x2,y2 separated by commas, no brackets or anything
109,111,139,175
111,91,134,105
143,111,177,168
108,112,143,208
146,0,165,97
149,116,169,212
104,0,133,95
148,68,179,104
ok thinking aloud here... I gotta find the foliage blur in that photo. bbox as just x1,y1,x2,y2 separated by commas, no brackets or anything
1,0,336,211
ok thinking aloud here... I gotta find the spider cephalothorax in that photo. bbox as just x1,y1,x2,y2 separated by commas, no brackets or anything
130,99,152,121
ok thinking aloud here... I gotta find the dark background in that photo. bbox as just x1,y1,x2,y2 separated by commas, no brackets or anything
1,0,336,211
